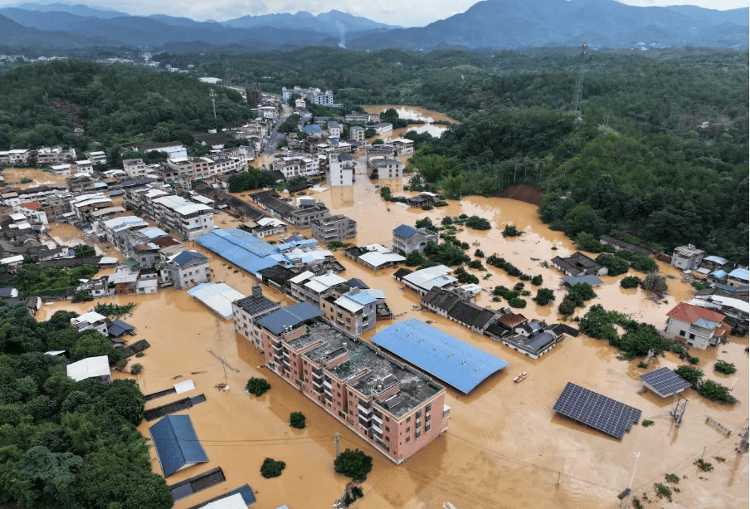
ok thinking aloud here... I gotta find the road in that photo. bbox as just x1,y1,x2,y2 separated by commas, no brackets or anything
261,104,294,155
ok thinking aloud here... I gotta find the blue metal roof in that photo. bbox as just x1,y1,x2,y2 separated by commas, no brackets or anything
139,226,168,239
728,268,749,282
347,278,369,289
257,303,324,335
715,283,736,292
196,229,281,276
347,291,377,305
303,125,321,133
370,319,508,394
149,415,208,477
393,224,418,238
710,270,727,279
694,317,719,329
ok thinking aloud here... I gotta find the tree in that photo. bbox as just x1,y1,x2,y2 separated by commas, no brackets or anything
260,458,286,478
334,449,373,482
74,245,96,258
464,216,491,230
289,412,305,429
697,380,736,404
17,446,83,506
620,276,641,289
533,288,555,305
595,254,629,276
641,274,668,296
246,377,271,396
72,290,92,303
404,250,425,267
531,275,543,286
674,365,703,386
105,380,145,426
558,298,577,316
379,186,391,201
616,324,670,358
439,174,464,199
502,224,523,237
71,331,122,365
714,360,736,375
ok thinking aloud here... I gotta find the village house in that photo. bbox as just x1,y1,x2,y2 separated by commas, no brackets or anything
671,244,706,271
550,252,608,277
252,305,448,463
367,123,393,135
232,284,281,348
272,156,320,180
395,265,457,296
726,268,749,288
165,250,211,289
349,125,366,142
392,138,415,156
107,265,159,295
368,158,404,180
320,287,389,335
85,151,107,166
329,153,356,187
36,146,76,165
311,214,357,243
665,302,726,350
50,164,73,175
327,121,342,139
13,201,48,225
287,271,349,307
392,225,439,254
70,311,109,336
0,149,33,166
74,159,94,173
599,234,651,256
344,244,405,271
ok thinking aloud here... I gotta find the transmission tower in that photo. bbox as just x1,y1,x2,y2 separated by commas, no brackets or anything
209,88,217,124
570,41,589,117
670,394,688,426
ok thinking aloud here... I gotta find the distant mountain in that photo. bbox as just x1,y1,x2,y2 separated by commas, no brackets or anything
347,0,749,50
222,9,399,37
0,13,108,48
16,2,128,18
664,5,749,26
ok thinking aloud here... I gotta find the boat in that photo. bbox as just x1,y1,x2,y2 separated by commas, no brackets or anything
513,372,527,383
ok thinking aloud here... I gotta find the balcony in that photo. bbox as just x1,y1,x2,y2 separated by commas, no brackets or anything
358,404,372,415
371,413,382,425
323,380,332,390
371,423,382,435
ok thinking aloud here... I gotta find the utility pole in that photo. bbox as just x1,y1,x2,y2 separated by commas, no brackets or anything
334,433,340,458
737,428,749,454
629,452,641,490
210,88,217,123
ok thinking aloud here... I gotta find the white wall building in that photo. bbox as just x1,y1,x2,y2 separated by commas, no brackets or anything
329,153,355,187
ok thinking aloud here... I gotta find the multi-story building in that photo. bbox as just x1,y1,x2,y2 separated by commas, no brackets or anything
36,146,76,165
252,307,449,463
366,123,393,135
349,125,365,142
0,149,33,166
232,284,281,348
70,311,109,336
70,193,114,223
100,215,150,249
13,201,48,225
320,287,387,335
282,86,336,106
312,214,357,243
665,302,726,350
272,157,320,180
75,160,94,173
165,250,211,289
288,271,349,307
368,159,404,180
123,159,150,179
86,151,107,166
328,121,342,139
329,153,355,187
345,113,379,123
392,225,439,254
671,244,706,271
0,184,71,212
151,195,215,240
392,138,415,156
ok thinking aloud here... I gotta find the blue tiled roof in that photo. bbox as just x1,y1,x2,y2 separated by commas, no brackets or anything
172,250,207,267
149,415,208,477
370,319,508,394
257,303,324,335
728,268,749,282
393,224,418,238
303,125,322,133
195,229,281,276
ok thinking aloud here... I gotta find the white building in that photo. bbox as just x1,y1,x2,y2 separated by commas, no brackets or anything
282,86,336,106
71,311,109,336
36,146,76,165
50,164,72,175
166,250,211,289
13,201,48,225
671,245,706,271
369,158,404,180
398,265,457,296
349,125,365,142
329,153,355,187
664,302,726,350
123,159,150,179
232,284,281,348
66,356,112,383
328,121,342,139
367,123,393,135
152,195,214,240
392,138,414,156
86,151,107,166
272,157,320,180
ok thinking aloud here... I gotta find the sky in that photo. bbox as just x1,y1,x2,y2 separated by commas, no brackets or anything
3,0,748,27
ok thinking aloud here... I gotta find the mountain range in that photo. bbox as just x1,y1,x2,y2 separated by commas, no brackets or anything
0,0,746,52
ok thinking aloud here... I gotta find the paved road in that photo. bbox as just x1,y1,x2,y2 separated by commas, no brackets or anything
261,105,293,155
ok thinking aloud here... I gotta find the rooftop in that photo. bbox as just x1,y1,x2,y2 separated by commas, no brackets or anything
667,302,725,327
234,293,279,317
66,355,110,381
371,319,509,394
257,302,324,336
187,283,245,320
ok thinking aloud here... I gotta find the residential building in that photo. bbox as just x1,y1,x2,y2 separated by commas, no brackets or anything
166,250,211,289
328,121,342,139
671,244,706,270
320,287,388,335
312,214,357,243
665,302,726,350
99,215,150,248
70,193,114,223
131,141,184,153
344,244,405,270
392,138,414,156
282,86,336,106
395,265,457,296
349,125,366,142
288,271,349,307
727,268,749,288
253,306,448,463
329,153,355,187
232,284,281,348
0,149,33,166
369,159,404,180
248,190,329,228
13,201,48,225
36,146,76,165
291,202,329,229
345,113,379,123
70,311,109,336
66,356,111,383
108,265,158,295
392,225,439,254
75,160,94,173
272,157,320,180
123,159,150,179
550,252,608,277
160,153,248,182
152,195,215,240
421,287,499,334
86,151,107,166
50,164,72,175
366,123,393,135
249,217,287,238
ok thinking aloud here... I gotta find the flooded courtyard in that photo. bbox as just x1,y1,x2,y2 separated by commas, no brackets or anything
36,172,748,509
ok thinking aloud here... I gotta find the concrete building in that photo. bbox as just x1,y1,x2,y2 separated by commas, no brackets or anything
550,252,608,277
396,265,457,296
329,153,355,187
369,159,403,180
36,146,76,165
282,86,336,106
349,125,365,142
272,157,320,180
166,250,211,289
122,159,150,179
86,151,107,166
0,149,33,166
671,245,706,271
66,356,111,383
392,225,439,254
328,121,342,139
75,159,94,173
367,123,393,135
232,284,281,348
13,201,48,225
320,287,388,335
253,306,449,463
727,268,749,288
70,311,109,336
312,214,357,243
665,302,726,350
392,138,414,156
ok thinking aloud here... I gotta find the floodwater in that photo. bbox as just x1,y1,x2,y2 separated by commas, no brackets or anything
363,105,460,139
2,167,70,187
35,174,748,509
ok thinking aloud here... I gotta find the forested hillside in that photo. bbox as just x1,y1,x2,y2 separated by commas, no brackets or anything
0,304,172,508
0,60,254,151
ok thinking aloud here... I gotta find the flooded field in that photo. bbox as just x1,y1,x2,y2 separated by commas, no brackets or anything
2,167,71,187
36,173,748,509
363,105,460,139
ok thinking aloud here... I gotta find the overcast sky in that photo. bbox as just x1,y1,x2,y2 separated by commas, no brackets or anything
3,0,747,26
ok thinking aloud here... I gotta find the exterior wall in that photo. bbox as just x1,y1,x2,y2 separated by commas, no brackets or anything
671,253,704,270
665,317,713,350
171,262,211,289
329,163,354,187
393,230,438,254
349,127,365,142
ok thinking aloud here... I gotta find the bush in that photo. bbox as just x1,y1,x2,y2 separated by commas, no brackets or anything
72,290,93,303
464,216,491,230
334,449,373,482
558,298,577,316
670,344,685,354
379,186,391,201
642,420,655,427
290,412,306,429
474,249,484,258
531,275,543,286
467,260,485,271
641,274,668,295
654,483,673,502
697,380,736,404
620,276,641,289
247,377,271,396
574,232,610,253
508,297,527,308
501,224,522,237
714,360,737,375
533,288,555,305
454,267,479,284
595,253,630,276
674,365,703,385
638,361,648,369
688,356,700,365
694,459,713,472
135,352,144,358
260,458,286,478
130,363,143,374
415,217,436,231
665,473,680,484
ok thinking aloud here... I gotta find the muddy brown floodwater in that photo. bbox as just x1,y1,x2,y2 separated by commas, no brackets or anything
37,173,748,509
363,105,460,139
2,167,71,187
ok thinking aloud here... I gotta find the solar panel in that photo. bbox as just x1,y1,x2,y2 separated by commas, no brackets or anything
553,382,642,439
639,367,692,398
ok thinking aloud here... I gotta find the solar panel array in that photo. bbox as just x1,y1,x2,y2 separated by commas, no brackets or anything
553,382,642,439
639,367,692,397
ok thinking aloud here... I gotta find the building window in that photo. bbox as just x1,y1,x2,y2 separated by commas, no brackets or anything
679,330,686,337
405,437,410,443
385,426,390,432
406,427,410,433
689,333,695,340
406,417,411,423
385,436,390,442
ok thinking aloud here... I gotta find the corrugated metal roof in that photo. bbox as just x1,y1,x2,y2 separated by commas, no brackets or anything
359,251,405,267
370,319,508,394
347,291,377,306
728,268,749,281
256,303,324,335
393,224,418,238
561,275,603,287
188,283,245,320
704,256,729,265
195,229,281,276
66,355,110,381
139,226,168,239
334,295,363,313
149,415,208,477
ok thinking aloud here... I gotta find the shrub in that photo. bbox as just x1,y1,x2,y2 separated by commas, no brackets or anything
714,360,736,375
531,275,543,286
654,483,672,502
72,290,93,303
688,356,700,365
130,363,143,374
508,297,527,308
533,288,555,305
642,420,654,427
454,267,479,284
670,344,684,354
421,205,433,211
501,224,522,237
334,449,373,482
467,260,485,271
474,249,484,258
641,274,668,295
595,253,629,276
514,282,525,291
567,283,596,306
260,458,286,478
290,412,306,429
674,365,703,385
433,201,448,207
247,377,271,396
442,216,453,225
637,361,648,369
415,217,436,231
620,276,641,289
379,186,391,201
135,352,145,358
664,473,680,484
694,459,713,472
464,216,491,230
697,380,736,404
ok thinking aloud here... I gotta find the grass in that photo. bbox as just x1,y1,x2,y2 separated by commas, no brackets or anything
637,361,648,369
642,420,655,427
